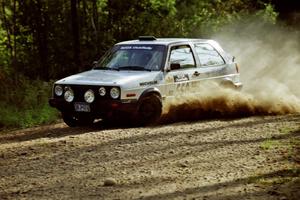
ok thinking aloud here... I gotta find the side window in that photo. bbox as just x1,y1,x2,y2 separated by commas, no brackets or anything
195,43,225,66
169,45,195,69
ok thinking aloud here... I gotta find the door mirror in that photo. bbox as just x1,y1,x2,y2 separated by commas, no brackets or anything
232,56,235,62
170,63,180,71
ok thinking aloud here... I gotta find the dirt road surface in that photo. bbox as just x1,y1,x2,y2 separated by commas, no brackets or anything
0,115,299,200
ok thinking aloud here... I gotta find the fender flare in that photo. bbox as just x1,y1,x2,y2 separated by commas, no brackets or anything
138,88,162,103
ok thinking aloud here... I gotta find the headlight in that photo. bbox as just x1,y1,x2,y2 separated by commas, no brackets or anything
84,90,95,103
110,87,120,99
64,88,74,102
99,87,106,96
54,85,63,96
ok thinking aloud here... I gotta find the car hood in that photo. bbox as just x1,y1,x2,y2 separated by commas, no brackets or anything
55,69,162,89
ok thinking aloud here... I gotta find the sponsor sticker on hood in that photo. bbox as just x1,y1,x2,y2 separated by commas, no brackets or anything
139,80,158,86
120,46,153,50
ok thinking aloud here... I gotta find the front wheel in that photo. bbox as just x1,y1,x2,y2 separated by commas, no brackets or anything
62,113,94,127
136,94,162,125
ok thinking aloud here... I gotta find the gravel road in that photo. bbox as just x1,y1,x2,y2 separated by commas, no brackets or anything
0,115,299,200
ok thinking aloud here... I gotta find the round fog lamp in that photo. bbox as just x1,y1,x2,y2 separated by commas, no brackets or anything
84,90,95,103
99,87,106,96
54,85,63,96
110,87,120,99
64,88,74,102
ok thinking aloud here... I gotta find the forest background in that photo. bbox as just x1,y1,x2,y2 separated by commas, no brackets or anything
0,0,299,129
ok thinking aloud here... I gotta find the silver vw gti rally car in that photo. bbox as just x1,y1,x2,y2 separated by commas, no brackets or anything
49,36,242,127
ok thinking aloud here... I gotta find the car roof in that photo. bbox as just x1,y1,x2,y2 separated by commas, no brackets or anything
116,38,213,46
115,37,229,62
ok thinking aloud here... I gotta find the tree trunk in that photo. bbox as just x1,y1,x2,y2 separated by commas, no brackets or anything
71,0,81,71
0,1,13,59
12,0,16,63
35,0,49,80
92,0,98,53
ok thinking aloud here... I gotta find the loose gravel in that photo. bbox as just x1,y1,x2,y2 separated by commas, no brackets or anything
0,115,299,200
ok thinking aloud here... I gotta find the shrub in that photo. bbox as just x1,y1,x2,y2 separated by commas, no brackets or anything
0,73,59,129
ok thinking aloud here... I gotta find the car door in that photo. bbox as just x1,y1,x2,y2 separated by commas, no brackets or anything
164,44,198,97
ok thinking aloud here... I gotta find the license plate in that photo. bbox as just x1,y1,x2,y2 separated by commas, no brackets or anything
74,102,90,112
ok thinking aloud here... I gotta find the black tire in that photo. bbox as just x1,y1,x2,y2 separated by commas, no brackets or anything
136,94,162,125
62,113,94,127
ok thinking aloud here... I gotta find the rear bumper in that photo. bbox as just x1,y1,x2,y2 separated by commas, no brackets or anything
233,82,243,90
49,98,138,117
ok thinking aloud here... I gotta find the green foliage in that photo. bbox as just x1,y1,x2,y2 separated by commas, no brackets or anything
0,0,280,80
0,0,281,129
174,1,279,37
0,103,58,129
256,3,278,24
0,74,59,129
0,28,10,73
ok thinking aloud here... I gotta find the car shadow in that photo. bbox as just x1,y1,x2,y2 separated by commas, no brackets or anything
134,168,300,200
1,114,299,145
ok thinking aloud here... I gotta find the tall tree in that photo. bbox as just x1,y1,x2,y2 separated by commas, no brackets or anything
34,0,49,80
71,0,81,71
0,1,13,60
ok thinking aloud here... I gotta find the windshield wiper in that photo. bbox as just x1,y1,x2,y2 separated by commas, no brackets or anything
118,66,151,71
94,67,119,71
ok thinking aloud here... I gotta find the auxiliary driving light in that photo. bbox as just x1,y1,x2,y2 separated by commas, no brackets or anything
110,87,120,99
84,90,95,103
99,87,106,96
54,85,63,96
64,88,74,102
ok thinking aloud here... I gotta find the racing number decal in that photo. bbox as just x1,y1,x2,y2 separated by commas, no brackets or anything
176,82,190,92
167,74,193,96
174,74,189,82
174,74,190,92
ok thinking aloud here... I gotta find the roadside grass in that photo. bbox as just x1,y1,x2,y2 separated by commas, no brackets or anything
260,139,281,150
247,168,300,186
279,127,298,134
0,104,59,129
260,126,298,150
249,127,300,186
0,75,59,130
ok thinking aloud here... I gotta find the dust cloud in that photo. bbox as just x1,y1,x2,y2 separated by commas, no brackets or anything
161,22,300,123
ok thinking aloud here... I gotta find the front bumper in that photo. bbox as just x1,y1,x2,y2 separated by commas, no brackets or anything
49,98,138,117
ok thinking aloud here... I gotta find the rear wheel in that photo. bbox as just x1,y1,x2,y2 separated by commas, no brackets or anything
62,113,94,127
136,94,162,125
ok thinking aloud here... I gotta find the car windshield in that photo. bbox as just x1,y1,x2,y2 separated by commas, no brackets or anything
95,45,166,71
